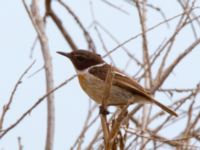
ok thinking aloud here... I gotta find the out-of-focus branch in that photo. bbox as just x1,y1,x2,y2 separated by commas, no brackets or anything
158,88,197,93
58,0,96,52
156,0,195,82
31,1,55,149
123,127,183,147
141,87,200,148
103,9,194,58
0,75,76,139
135,0,152,87
138,12,200,83
178,0,200,39
0,60,35,129
18,137,23,150
101,0,130,15
127,0,170,27
95,21,143,67
86,127,102,149
71,104,98,149
45,0,78,51
90,1,115,64
152,37,200,92
135,1,152,147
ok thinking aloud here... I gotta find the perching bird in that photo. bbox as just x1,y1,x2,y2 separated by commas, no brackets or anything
57,50,177,117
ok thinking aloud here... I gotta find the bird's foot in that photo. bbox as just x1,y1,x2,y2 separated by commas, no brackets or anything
99,105,110,115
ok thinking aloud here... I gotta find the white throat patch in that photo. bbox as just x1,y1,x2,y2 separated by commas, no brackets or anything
76,62,106,75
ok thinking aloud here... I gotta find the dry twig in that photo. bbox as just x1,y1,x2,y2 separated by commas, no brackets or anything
0,60,35,129
0,75,76,139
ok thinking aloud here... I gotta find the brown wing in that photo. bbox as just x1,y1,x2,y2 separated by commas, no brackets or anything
89,63,178,117
112,69,177,116
113,71,153,101
89,63,152,100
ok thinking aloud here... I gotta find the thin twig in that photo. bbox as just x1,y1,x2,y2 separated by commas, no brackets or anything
57,0,96,52
152,37,200,93
103,7,199,58
0,60,35,129
0,75,76,139
89,1,115,64
18,137,23,150
101,0,130,15
45,0,78,51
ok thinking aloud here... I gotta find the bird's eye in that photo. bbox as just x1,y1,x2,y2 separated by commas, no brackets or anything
77,56,85,62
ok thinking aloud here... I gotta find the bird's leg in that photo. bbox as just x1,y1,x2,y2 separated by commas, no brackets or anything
99,105,110,115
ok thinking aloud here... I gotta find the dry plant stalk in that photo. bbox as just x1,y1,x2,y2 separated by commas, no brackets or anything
100,65,113,149
100,65,131,150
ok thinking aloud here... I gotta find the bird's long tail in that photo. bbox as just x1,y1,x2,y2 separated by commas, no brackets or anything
153,99,178,117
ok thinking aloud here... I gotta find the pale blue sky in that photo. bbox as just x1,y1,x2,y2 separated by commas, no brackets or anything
0,0,200,149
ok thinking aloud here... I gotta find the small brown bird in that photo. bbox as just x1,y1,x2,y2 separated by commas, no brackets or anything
57,50,177,117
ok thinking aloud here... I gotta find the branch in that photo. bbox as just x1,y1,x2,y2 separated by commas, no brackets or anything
135,0,152,87
58,0,96,52
96,21,143,67
152,37,200,92
17,137,23,150
0,60,35,129
100,65,113,149
71,104,98,149
101,0,130,15
103,8,198,58
0,75,76,139
155,1,195,82
31,0,55,149
45,0,78,51
89,1,115,64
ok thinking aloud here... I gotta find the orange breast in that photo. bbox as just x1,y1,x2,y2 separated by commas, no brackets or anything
78,74,87,90
77,73,133,105
77,73,105,104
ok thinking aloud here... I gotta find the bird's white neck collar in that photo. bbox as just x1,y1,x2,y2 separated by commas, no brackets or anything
76,62,106,75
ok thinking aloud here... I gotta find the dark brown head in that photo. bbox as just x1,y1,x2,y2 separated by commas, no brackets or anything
57,50,104,70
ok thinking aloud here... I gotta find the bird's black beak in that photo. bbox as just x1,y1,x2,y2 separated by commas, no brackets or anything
57,51,71,58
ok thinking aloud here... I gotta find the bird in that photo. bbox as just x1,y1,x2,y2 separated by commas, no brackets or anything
57,50,178,117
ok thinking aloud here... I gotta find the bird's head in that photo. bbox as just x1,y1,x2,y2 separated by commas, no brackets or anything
57,50,104,71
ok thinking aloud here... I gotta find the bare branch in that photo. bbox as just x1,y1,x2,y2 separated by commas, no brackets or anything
58,0,96,52
18,137,23,150
101,0,130,15
89,1,115,64
0,75,76,139
0,60,35,129
31,0,56,149
103,8,198,58
45,0,78,51
152,37,200,92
